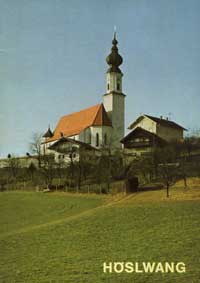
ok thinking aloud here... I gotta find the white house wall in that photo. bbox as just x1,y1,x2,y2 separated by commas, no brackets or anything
42,140,57,155
132,116,157,134
156,124,183,142
132,116,183,142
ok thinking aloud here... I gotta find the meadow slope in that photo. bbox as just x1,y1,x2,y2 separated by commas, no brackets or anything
0,182,200,283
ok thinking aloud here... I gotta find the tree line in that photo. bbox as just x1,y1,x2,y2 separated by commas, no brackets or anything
1,132,200,197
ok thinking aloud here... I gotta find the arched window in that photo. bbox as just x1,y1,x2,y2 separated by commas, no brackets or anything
104,133,107,145
96,133,99,147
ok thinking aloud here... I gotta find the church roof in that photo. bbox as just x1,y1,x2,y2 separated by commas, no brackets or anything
46,103,112,142
128,114,187,131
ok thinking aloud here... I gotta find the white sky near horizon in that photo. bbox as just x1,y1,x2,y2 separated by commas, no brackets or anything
0,0,200,157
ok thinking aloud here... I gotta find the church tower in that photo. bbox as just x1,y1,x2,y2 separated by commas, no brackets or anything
103,33,125,148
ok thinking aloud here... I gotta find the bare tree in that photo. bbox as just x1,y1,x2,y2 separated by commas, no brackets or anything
156,146,178,198
29,132,43,167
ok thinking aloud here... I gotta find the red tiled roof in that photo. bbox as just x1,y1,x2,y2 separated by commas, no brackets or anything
47,104,112,142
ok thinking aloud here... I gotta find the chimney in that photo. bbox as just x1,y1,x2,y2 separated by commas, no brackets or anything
166,117,169,121
160,115,163,120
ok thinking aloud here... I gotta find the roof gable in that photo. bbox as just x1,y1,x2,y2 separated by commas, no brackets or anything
128,114,186,131
47,104,111,142
121,127,166,144
93,104,112,127
49,137,98,152
145,115,187,130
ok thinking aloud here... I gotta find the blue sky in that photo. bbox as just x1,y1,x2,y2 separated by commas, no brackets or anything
0,0,200,157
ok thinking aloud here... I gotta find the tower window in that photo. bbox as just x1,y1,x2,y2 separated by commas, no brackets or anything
96,133,99,147
117,82,120,91
107,83,110,90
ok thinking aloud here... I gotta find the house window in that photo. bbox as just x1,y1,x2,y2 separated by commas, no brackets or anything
96,133,99,147
104,133,107,145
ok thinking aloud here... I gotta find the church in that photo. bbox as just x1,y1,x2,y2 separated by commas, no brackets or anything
42,33,125,157
41,33,186,161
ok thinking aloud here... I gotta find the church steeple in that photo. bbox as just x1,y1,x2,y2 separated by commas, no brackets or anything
106,32,123,74
105,32,123,94
103,33,125,148
43,125,53,138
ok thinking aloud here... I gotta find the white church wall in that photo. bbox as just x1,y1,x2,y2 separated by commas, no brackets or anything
83,128,91,144
103,94,113,120
102,126,112,147
106,72,123,93
90,126,112,148
90,126,102,147
103,93,125,149
113,93,124,142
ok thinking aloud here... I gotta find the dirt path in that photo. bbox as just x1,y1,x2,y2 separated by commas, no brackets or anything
0,194,132,239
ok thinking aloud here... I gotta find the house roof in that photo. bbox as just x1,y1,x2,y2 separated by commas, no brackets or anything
121,127,167,144
49,137,98,152
128,114,187,131
46,103,112,143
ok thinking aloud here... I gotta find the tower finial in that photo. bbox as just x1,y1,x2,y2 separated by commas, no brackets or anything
113,26,117,42
114,26,117,38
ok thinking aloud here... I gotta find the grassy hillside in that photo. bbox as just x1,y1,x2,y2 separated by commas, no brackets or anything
0,182,200,283
0,192,105,235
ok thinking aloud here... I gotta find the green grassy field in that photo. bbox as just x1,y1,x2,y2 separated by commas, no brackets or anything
0,186,200,283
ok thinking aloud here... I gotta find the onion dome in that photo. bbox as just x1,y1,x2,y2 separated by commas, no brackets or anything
106,32,123,73
43,126,53,138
